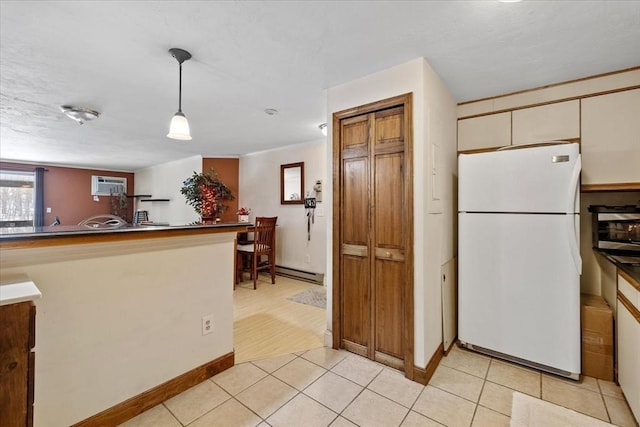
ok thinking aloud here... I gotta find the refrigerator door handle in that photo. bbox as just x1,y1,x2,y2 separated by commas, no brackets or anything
566,154,582,274
567,154,581,215
566,214,582,274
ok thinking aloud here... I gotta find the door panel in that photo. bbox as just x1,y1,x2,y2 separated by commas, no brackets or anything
375,153,404,249
342,255,370,347
342,115,370,153
375,107,404,147
375,257,404,360
342,158,369,246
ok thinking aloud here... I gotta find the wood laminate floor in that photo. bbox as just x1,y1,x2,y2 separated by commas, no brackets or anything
233,274,326,363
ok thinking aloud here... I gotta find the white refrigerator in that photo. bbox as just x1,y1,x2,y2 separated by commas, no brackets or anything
458,142,582,379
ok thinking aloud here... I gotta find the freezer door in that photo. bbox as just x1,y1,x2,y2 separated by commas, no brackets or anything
459,143,580,213
458,212,581,374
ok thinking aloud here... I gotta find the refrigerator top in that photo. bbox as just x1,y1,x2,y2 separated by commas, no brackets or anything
459,142,581,214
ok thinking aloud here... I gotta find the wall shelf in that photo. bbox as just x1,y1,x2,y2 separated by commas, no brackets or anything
139,199,170,202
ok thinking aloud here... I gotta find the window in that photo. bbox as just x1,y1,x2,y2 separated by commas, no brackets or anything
0,170,35,231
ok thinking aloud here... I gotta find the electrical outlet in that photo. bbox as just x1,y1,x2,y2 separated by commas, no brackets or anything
305,254,311,263
202,314,214,335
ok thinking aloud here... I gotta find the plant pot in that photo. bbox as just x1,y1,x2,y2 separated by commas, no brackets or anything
238,215,249,223
201,215,216,225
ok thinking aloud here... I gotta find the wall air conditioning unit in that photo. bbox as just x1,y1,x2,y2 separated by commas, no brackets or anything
91,175,127,196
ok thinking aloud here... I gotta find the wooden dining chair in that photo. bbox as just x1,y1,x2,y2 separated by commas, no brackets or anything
236,216,277,289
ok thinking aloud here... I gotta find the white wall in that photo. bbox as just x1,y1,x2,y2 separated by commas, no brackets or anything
326,58,457,367
134,155,202,225
239,140,327,274
0,232,235,426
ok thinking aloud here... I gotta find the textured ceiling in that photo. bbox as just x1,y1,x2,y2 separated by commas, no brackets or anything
1,1,639,171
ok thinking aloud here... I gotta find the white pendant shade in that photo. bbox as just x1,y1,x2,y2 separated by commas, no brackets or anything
167,112,192,140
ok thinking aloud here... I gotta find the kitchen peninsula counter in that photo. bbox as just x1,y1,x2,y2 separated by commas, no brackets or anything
0,222,244,426
0,222,250,249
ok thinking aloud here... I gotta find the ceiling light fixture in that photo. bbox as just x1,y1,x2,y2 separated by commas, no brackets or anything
167,48,192,140
60,105,100,124
264,108,279,116
318,123,327,136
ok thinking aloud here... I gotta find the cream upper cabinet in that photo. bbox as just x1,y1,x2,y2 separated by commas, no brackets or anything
458,112,511,151
581,89,640,186
512,100,580,145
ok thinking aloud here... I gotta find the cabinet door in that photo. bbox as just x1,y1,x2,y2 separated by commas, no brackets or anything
581,89,640,186
616,296,640,421
458,112,511,151
512,100,579,145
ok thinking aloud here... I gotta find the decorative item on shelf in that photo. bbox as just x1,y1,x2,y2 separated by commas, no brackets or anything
236,207,251,223
180,168,234,224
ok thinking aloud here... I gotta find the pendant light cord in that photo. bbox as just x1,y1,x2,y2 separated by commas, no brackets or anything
178,62,183,113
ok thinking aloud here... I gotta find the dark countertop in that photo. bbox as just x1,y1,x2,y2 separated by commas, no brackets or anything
0,223,251,248
595,249,640,287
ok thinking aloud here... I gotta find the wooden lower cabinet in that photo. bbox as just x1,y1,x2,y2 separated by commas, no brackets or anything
333,94,413,374
0,301,36,427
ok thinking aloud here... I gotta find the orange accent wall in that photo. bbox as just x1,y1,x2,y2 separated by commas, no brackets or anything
202,158,239,222
1,162,134,226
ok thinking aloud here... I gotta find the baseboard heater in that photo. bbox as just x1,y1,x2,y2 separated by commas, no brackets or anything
275,265,324,285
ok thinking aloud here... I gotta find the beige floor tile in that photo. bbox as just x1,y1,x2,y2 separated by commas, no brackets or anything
272,356,327,391
429,364,484,403
412,385,476,427
331,354,384,386
598,379,625,399
603,395,637,427
118,404,181,427
471,405,510,427
251,353,297,373
342,389,409,427
304,371,363,413
479,381,514,416
541,375,609,421
486,359,541,397
235,375,298,419
188,398,261,427
330,416,358,427
301,346,348,369
440,346,491,379
542,373,600,394
267,393,338,427
211,362,268,395
164,380,230,425
400,411,444,426
368,368,425,408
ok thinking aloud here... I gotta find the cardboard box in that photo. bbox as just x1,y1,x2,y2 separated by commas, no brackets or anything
581,294,614,381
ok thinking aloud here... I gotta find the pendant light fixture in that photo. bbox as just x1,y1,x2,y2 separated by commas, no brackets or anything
167,48,192,140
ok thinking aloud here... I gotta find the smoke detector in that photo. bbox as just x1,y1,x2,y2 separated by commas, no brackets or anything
60,105,100,124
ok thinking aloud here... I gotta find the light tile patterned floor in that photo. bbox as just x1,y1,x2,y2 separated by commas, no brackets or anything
120,345,638,427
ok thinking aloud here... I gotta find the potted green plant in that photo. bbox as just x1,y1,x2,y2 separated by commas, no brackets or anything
180,168,234,223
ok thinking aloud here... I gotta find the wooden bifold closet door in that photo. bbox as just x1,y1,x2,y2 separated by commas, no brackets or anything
333,94,413,374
